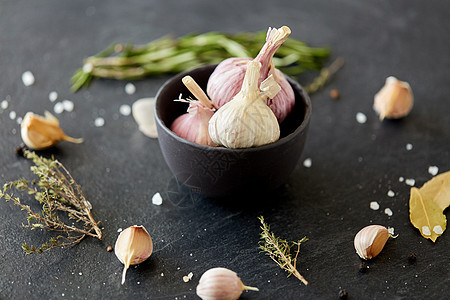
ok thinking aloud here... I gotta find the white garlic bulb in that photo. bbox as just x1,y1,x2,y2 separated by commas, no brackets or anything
196,267,259,300
170,76,216,146
115,225,153,284
354,225,394,260
21,111,83,150
373,76,413,120
207,26,295,123
208,61,281,148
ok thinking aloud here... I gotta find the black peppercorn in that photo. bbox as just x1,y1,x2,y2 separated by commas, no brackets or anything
359,261,368,273
338,289,349,299
408,253,417,264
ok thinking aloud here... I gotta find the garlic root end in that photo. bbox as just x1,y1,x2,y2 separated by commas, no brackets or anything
243,285,259,292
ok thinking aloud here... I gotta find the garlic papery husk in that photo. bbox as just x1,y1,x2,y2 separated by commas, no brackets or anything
21,111,83,150
196,267,259,300
208,61,281,149
170,76,216,146
354,225,396,260
207,26,295,123
132,97,158,138
115,225,153,285
373,76,414,120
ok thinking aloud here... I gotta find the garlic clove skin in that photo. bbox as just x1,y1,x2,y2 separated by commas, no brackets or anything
196,267,259,300
373,76,413,120
354,225,391,260
115,225,153,285
21,111,83,150
132,98,158,138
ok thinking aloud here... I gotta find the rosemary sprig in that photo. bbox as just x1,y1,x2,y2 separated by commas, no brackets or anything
304,57,344,95
258,216,308,285
71,31,330,92
0,151,102,254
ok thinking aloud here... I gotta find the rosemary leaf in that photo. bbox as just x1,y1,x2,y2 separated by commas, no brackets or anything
258,216,308,285
0,151,102,254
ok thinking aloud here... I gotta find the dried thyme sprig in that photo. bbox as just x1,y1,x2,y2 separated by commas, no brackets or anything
258,216,308,285
71,31,330,92
0,151,102,254
304,57,344,95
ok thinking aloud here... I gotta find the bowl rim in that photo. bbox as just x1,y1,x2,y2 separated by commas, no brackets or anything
154,64,312,153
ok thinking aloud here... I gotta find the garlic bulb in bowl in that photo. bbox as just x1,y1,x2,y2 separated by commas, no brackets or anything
207,26,295,123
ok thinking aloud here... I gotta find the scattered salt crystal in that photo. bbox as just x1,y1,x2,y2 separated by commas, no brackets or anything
428,166,439,176
188,272,193,279
387,190,395,197
384,208,393,216
370,201,380,210
1,99,8,109
125,83,136,95
161,273,164,277
117,228,123,233
303,158,312,168
152,192,163,205
83,63,93,73
79,272,82,276
433,225,443,235
388,227,395,235
94,117,105,127
406,143,413,151
137,282,140,285
405,178,415,186
9,111,16,120
356,112,367,124
119,104,131,116
183,276,189,283
399,177,404,182
22,71,35,86
49,91,58,102
54,102,64,114
62,100,74,112
422,226,431,236
16,117,23,125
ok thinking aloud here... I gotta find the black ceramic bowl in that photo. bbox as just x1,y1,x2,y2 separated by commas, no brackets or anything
155,65,311,198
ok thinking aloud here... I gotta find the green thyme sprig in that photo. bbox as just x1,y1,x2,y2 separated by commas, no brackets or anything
0,151,102,254
258,216,308,285
71,31,330,92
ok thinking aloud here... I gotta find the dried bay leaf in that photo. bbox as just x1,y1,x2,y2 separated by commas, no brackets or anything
420,171,450,212
409,171,450,242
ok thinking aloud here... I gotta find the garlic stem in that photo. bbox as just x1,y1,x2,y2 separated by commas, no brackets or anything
62,135,84,144
255,26,291,75
181,76,215,109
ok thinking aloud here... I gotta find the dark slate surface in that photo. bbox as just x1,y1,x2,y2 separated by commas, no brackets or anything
0,0,449,299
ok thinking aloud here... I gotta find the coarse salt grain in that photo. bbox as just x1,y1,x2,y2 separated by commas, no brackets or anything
79,272,82,276
161,273,164,277
406,143,413,151
428,166,439,176
117,228,122,233
384,208,393,216
16,117,23,125
405,178,415,186
422,226,431,236
9,111,16,120
94,117,105,127
370,201,380,210
1,99,8,109
22,71,35,86
433,225,443,234
388,227,395,235
54,102,64,114
399,177,404,182
125,83,136,95
152,192,163,205
49,91,58,102
356,112,367,124
119,104,131,116
387,190,395,197
303,158,312,168
62,100,74,112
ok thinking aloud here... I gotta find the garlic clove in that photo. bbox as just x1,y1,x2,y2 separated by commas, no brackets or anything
21,111,83,150
132,98,158,138
354,225,395,260
373,76,413,120
114,225,153,285
196,267,259,300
